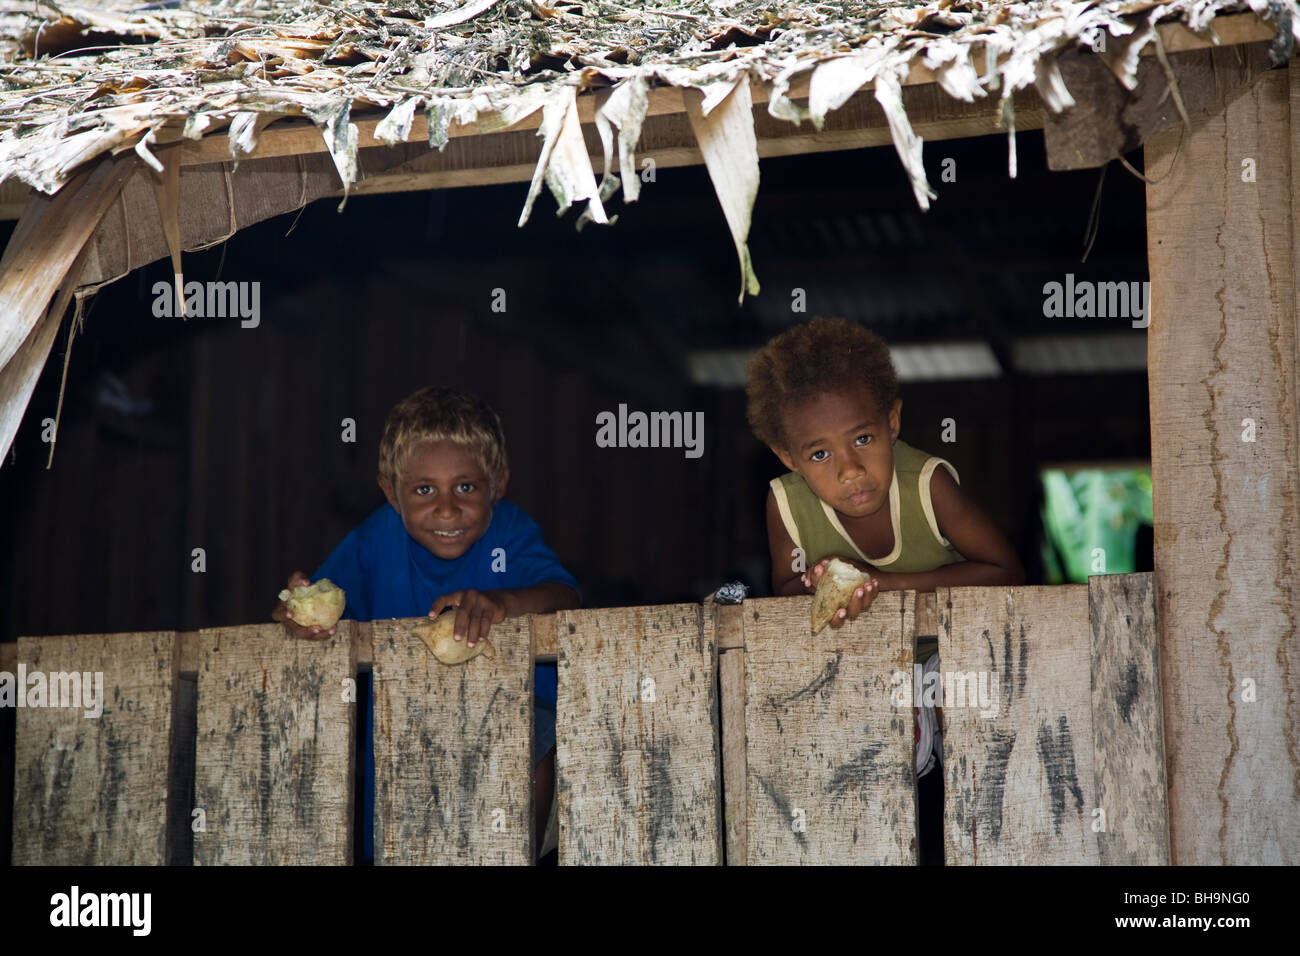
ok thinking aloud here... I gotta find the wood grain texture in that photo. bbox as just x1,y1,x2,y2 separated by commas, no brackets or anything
942,586,1098,865
1145,65,1300,865
12,631,178,865
192,622,355,865
1089,573,1170,865
556,604,721,865
716,604,746,865
372,616,532,865
743,593,916,865
1044,44,1274,171
530,612,557,662
0,154,135,463
915,591,938,637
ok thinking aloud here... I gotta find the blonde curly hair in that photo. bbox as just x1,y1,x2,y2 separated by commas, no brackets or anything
378,387,508,501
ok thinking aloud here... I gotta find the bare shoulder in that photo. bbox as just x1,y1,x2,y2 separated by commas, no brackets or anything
927,459,968,509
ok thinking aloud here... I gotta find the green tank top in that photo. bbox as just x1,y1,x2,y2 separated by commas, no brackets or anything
770,438,965,575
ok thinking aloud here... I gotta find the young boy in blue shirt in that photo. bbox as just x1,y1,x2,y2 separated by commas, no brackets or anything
274,386,580,860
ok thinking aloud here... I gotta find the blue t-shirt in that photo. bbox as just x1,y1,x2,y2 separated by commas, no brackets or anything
313,498,579,705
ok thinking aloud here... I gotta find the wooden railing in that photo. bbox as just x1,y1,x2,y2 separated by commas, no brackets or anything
5,574,1165,865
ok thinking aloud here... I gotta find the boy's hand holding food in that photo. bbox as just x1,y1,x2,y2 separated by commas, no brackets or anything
807,557,880,633
429,588,507,648
273,572,344,639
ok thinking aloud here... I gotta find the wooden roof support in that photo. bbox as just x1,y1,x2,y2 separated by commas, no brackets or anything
1144,61,1300,864
1044,41,1278,170
0,155,137,464
344,83,1045,199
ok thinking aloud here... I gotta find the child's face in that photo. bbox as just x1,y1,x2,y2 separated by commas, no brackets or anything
773,385,902,519
378,440,507,560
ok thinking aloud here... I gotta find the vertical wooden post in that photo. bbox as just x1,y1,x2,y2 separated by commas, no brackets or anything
1145,64,1300,864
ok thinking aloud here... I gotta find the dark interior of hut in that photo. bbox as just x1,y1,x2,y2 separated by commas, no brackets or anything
0,129,1152,862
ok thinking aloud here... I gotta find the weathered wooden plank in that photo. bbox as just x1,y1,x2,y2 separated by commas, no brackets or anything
192,622,355,865
1145,64,1300,864
0,155,134,366
720,649,747,866
1043,43,1275,171
743,593,916,865
556,604,721,865
716,604,747,865
915,591,938,636
1293,60,1300,497
941,585,1098,865
12,632,178,865
530,612,558,662
1089,573,1169,865
344,87,1044,200
0,154,136,463
372,616,532,865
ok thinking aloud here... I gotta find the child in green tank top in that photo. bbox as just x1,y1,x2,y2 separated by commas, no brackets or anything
745,318,1024,858
745,317,1023,617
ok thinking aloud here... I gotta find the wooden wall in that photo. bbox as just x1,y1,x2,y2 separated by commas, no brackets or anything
11,578,1166,865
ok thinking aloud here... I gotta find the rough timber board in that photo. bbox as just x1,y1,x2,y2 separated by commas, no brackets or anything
716,604,747,864
1044,43,1276,171
1145,64,1300,865
0,155,136,464
742,593,916,865
555,604,721,865
372,616,532,865
1088,573,1170,865
192,622,355,865
941,586,1098,865
345,85,1045,198
12,632,178,865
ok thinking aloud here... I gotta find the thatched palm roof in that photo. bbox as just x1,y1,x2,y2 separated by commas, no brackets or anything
2,1,1291,199
0,0,1293,464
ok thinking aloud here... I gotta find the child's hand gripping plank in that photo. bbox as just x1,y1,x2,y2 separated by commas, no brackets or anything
273,571,342,640
805,557,880,633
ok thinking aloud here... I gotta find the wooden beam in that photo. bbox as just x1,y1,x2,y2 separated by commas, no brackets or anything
1044,42,1276,171
0,155,136,464
345,86,1044,198
1144,63,1300,864
170,13,1276,170
1089,573,1170,865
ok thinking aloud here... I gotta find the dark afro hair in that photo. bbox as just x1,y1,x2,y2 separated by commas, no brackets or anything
745,317,899,450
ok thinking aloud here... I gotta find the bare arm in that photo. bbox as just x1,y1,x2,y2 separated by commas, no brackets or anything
871,466,1024,592
497,580,581,617
766,488,814,596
